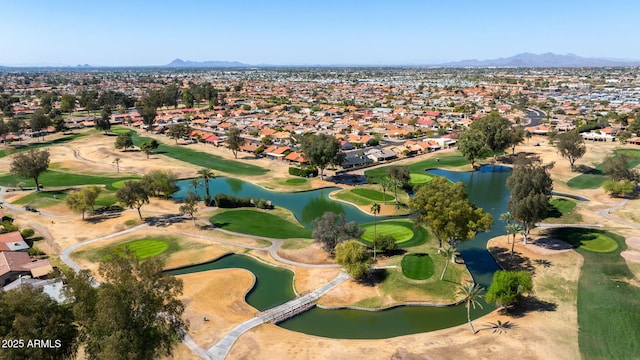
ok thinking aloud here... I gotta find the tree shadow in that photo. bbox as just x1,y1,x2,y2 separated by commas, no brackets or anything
490,247,536,273
384,248,407,257
504,296,558,318
86,212,122,224
149,214,186,227
358,268,389,286
480,319,518,334
574,164,601,175
533,259,552,268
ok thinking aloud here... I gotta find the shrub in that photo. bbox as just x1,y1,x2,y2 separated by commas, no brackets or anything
288,166,318,178
214,194,272,209
20,228,35,238
603,179,635,197
375,234,398,252
28,247,46,256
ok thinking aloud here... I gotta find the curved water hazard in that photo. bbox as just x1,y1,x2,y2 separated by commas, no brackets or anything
166,254,296,311
172,165,512,339
175,178,379,227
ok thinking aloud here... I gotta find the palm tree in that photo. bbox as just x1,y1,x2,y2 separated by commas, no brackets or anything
458,282,485,334
505,222,524,258
379,177,389,205
190,178,201,199
390,177,402,207
197,168,214,205
499,211,514,244
370,203,381,262
439,246,460,281
113,157,121,173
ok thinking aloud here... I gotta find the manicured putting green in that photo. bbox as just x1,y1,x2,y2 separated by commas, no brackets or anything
551,228,618,253
550,198,576,215
285,178,307,185
361,221,414,243
350,188,394,202
120,239,169,259
401,253,435,280
409,173,433,184
210,209,312,239
111,180,127,189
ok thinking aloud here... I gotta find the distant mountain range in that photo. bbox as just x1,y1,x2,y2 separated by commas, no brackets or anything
439,52,640,67
2,53,640,68
164,58,249,68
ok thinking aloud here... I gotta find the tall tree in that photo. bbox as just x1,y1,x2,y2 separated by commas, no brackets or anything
506,156,553,244
485,270,533,310
0,286,78,360
470,111,513,159
312,212,363,253
136,93,159,131
30,108,51,141
458,282,485,334
95,106,112,133
115,180,150,220
554,130,586,171
167,123,191,144
226,126,243,159
300,133,346,179
409,176,493,248
10,148,50,190
197,168,214,205
65,186,102,220
370,203,381,262
603,155,639,182
114,132,134,151
334,239,371,280
60,93,76,114
140,139,159,159
439,245,460,280
113,157,122,173
141,170,178,198
64,249,187,360
179,192,199,225
509,127,525,154
458,127,488,168
387,165,410,202
181,89,195,108
0,119,8,145
505,222,524,257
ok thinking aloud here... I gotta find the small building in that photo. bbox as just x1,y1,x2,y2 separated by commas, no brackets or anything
0,251,54,286
0,232,29,252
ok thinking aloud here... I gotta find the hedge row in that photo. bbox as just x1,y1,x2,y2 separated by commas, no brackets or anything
288,166,318,177
214,193,274,209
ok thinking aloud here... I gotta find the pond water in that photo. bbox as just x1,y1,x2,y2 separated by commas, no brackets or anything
174,178,377,227
173,165,512,338
165,254,295,311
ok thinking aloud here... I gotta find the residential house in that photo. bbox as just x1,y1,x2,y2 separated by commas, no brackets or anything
0,251,53,286
0,232,29,252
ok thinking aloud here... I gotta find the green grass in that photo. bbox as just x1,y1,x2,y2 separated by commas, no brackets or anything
74,236,183,262
350,188,394,202
401,253,435,280
119,128,268,176
361,222,414,243
365,153,469,183
547,228,640,359
0,170,138,191
209,209,312,239
120,239,169,259
334,187,395,206
549,198,576,215
12,190,68,205
0,133,87,158
544,197,583,223
285,178,308,185
549,228,618,253
567,149,640,189
359,220,428,248
409,173,434,185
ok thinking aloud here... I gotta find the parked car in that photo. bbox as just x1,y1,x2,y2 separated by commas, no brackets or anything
24,205,38,212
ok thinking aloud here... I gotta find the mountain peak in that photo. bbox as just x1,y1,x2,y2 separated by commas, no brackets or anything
440,52,640,67
164,59,249,68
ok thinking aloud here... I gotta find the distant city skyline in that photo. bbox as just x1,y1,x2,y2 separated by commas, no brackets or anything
2,0,639,67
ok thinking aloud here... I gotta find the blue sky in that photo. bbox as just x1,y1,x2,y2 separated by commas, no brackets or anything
1,0,638,66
